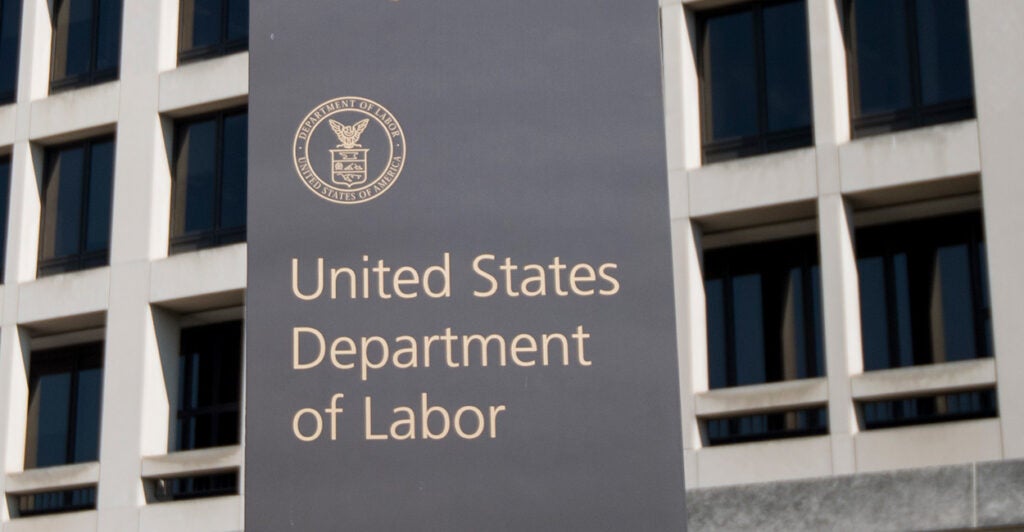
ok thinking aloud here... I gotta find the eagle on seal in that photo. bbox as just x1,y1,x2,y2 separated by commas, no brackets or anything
329,118,370,149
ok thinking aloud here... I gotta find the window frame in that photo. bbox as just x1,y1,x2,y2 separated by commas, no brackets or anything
843,0,976,138
169,107,247,254
25,342,104,470
175,320,243,452
49,0,122,93
38,136,115,276
177,0,248,64
696,0,814,164
0,0,23,104
703,235,825,389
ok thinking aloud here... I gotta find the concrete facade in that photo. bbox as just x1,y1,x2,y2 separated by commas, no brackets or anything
0,0,1014,530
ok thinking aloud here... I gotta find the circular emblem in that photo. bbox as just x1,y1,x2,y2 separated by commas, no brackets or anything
292,96,406,204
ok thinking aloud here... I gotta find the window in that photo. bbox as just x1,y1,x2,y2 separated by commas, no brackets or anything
845,0,974,137
703,407,828,446
15,487,97,517
170,109,246,253
50,0,121,92
0,0,21,103
0,155,11,281
176,321,242,451
704,236,825,389
39,137,114,276
857,212,991,371
153,472,238,501
859,389,997,430
25,343,103,469
698,0,812,163
178,0,248,62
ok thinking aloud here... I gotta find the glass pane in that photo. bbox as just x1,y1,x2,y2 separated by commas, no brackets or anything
53,147,85,258
181,119,217,234
34,372,72,467
73,367,102,462
978,241,993,357
0,158,10,272
763,1,811,132
935,244,976,361
732,273,766,385
216,411,239,446
786,268,809,379
94,0,122,72
810,266,825,377
705,10,758,140
189,0,223,49
705,278,727,388
63,0,95,78
892,253,913,366
916,0,973,105
85,140,113,252
220,113,247,230
858,256,890,371
226,0,248,42
0,0,20,98
852,0,912,115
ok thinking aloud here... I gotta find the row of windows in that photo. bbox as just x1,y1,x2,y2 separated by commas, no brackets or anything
25,320,243,471
0,0,248,102
0,107,247,278
19,320,241,514
705,210,992,390
698,0,975,162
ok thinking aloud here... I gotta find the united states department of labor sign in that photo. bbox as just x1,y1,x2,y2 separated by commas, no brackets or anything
293,96,406,204
247,1,687,530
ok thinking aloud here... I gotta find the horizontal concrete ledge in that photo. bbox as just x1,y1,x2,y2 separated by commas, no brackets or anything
851,358,996,401
5,462,100,494
141,445,242,478
5,510,98,531
695,378,828,417
687,458,1024,531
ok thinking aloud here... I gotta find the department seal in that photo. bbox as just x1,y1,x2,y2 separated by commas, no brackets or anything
292,96,406,204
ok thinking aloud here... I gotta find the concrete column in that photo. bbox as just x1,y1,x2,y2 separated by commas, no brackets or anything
968,1,1024,459
806,0,858,475
671,218,706,488
0,0,61,520
817,195,862,475
95,0,179,529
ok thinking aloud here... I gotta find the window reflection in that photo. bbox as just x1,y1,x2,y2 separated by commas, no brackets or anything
856,212,992,370
705,235,825,389
25,343,103,469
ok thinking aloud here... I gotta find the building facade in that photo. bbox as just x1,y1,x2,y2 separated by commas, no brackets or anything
0,0,1018,530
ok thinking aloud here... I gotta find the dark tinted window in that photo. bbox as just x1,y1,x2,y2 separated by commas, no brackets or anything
699,0,812,163
16,487,96,517
0,0,21,103
25,343,103,469
705,236,825,388
179,0,248,62
177,321,242,451
171,109,246,253
856,212,991,371
704,407,827,446
846,0,974,136
39,138,114,275
50,0,122,91
860,389,997,430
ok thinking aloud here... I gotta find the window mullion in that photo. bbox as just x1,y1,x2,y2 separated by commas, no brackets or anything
723,268,738,387
89,0,100,80
66,352,80,464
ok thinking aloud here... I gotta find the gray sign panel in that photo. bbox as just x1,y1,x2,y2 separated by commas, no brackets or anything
247,1,687,529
